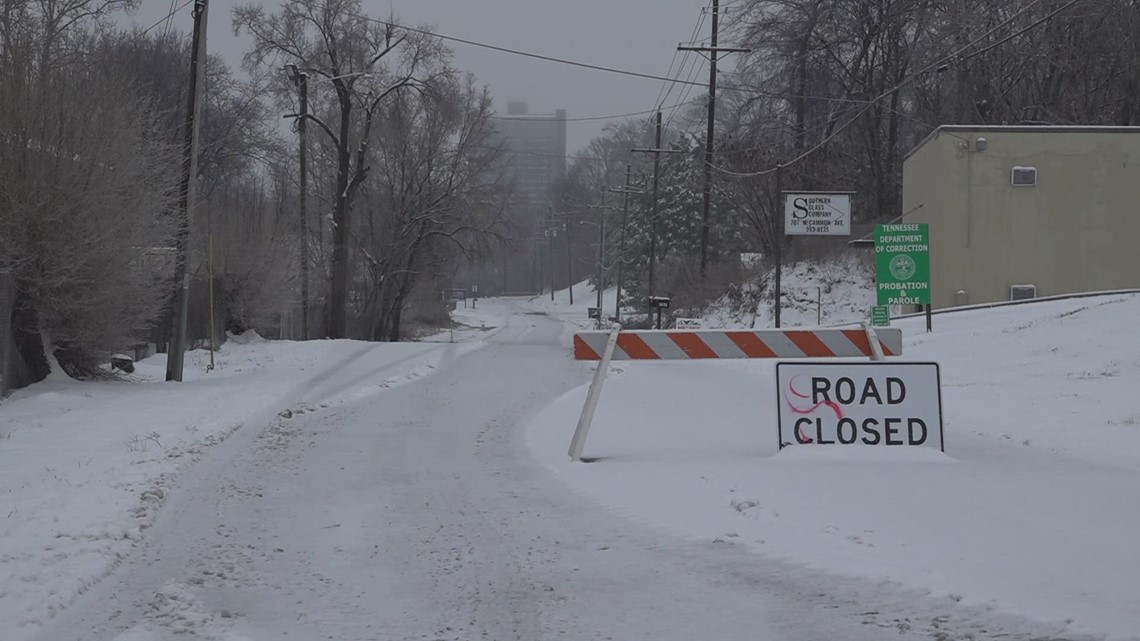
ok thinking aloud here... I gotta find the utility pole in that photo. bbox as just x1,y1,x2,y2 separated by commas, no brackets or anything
774,163,784,328
547,208,574,304
649,113,662,298
285,64,309,340
632,112,682,302
594,193,605,316
608,165,646,323
679,0,750,277
565,220,574,305
536,237,544,296
166,0,208,383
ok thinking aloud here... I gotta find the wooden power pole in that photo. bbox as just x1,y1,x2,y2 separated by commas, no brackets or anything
608,165,646,323
632,112,682,302
679,0,749,277
166,0,209,382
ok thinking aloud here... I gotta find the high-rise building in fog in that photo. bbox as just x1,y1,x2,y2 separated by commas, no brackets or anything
493,102,567,215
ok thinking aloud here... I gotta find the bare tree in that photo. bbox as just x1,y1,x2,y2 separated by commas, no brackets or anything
357,72,513,340
0,63,179,376
234,0,445,338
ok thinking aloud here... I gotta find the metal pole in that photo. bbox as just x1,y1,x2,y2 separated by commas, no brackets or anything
817,286,822,326
699,0,720,278
549,232,555,302
649,112,662,299
774,163,784,329
166,0,208,382
297,72,310,340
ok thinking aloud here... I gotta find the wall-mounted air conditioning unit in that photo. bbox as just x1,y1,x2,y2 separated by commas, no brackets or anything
1010,284,1037,301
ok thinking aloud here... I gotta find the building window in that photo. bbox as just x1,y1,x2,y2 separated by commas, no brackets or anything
1011,166,1038,187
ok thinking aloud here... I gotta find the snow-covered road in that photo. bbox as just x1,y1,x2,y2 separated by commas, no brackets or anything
31,301,1099,641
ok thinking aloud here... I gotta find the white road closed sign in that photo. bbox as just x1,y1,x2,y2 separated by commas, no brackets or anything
784,193,851,236
775,362,944,451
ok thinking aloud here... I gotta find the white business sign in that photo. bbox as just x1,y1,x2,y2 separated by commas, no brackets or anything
775,362,944,451
784,193,852,236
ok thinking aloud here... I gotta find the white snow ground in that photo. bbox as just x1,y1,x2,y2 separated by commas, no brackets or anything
528,293,1140,641
3,293,1137,641
0,336,448,641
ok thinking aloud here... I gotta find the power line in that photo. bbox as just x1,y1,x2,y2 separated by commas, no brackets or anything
656,4,709,112
141,0,194,36
490,99,701,123
665,39,710,130
348,11,759,95
338,8,954,111
161,0,178,39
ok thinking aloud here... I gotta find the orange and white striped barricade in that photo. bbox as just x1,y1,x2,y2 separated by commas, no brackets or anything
568,324,902,461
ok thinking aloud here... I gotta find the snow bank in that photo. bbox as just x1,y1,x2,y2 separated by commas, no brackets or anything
529,293,1140,640
0,338,447,641
704,253,875,328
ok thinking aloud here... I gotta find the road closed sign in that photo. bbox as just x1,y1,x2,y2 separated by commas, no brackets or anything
775,362,944,451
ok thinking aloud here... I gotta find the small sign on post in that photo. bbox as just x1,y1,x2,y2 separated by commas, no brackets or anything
588,307,601,320
871,305,890,327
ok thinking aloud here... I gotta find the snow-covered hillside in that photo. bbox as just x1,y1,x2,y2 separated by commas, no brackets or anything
529,293,1140,640
703,253,876,329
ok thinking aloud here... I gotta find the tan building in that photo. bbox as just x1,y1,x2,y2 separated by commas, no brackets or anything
902,125,1140,309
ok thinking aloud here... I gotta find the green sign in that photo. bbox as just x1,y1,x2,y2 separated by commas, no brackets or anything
875,223,930,306
871,305,890,327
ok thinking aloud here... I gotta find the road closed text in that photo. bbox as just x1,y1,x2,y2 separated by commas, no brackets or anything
775,362,944,451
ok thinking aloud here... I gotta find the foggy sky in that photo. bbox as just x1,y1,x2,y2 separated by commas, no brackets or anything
122,1,712,153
